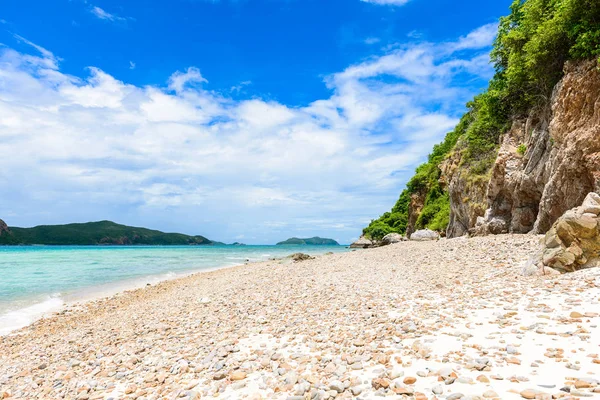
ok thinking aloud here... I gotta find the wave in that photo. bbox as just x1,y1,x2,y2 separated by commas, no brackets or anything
0,295,64,336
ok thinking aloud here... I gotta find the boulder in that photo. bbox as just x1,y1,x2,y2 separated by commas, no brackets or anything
350,236,375,248
290,253,314,262
381,233,406,245
410,229,440,241
535,192,600,274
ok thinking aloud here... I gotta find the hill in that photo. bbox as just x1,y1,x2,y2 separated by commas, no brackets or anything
0,219,218,246
276,237,339,246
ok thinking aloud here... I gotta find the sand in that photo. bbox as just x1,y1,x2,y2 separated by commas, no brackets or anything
0,234,599,399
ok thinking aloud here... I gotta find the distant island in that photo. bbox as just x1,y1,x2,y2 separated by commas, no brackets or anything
276,237,339,246
0,219,223,246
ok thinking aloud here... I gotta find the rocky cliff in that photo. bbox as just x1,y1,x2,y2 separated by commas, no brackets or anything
0,219,9,236
462,60,600,237
361,0,600,242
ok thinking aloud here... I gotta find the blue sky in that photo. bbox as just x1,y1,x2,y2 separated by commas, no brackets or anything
0,0,511,244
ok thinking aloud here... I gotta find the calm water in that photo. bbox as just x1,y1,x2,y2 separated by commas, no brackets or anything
0,245,348,335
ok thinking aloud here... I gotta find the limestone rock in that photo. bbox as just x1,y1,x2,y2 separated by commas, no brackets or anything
350,236,375,249
381,233,406,245
444,60,600,237
410,229,440,241
537,192,600,273
406,192,426,237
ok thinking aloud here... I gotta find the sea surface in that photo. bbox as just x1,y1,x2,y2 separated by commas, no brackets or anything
0,244,348,335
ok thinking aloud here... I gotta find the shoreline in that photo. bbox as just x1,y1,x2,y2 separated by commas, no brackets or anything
0,250,303,337
0,263,240,337
1,235,599,400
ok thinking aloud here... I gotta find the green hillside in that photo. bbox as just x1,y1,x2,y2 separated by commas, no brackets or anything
0,220,218,246
276,237,339,246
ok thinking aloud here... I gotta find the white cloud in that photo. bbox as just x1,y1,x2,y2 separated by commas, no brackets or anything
168,67,208,92
361,0,410,5
90,6,128,23
0,29,494,243
452,23,498,51
364,37,381,45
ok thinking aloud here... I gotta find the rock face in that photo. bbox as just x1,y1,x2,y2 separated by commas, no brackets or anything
446,60,600,237
381,233,406,245
406,192,426,237
0,219,10,236
410,229,440,241
349,236,375,249
538,192,600,273
441,148,489,238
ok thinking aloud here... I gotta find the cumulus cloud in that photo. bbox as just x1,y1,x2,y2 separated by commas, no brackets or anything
452,23,498,51
0,27,494,243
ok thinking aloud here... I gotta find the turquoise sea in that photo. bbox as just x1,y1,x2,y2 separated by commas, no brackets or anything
0,245,348,335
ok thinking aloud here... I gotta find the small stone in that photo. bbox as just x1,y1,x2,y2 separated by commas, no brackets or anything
403,376,417,385
432,385,443,395
477,375,490,383
520,389,536,399
213,371,227,380
330,380,345,393
393,386,414,395
570,390,593,397
350,386,363,396
124,384,137,395
389,368,404,379
350,362,362,370
574,380,592,389
447,394,464,400
483,390,499,398
230,371,247,381
570,311,584,318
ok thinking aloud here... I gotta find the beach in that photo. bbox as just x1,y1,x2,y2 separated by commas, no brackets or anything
1,235,599,399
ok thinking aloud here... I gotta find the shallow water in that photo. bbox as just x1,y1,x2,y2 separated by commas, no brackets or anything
0,244,348,335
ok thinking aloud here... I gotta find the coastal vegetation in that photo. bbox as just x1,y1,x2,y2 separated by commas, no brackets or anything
363,0,600,241
0,220,219,246
276,237,339,246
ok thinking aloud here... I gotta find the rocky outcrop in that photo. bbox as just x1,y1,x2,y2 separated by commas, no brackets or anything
410,229,440,241
350,233,407,248
539,192,600,273
381,233,406,245
441,146,489,238
406,192,426,237
0,219,9,236
350,236,375,249
448,60,600,237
